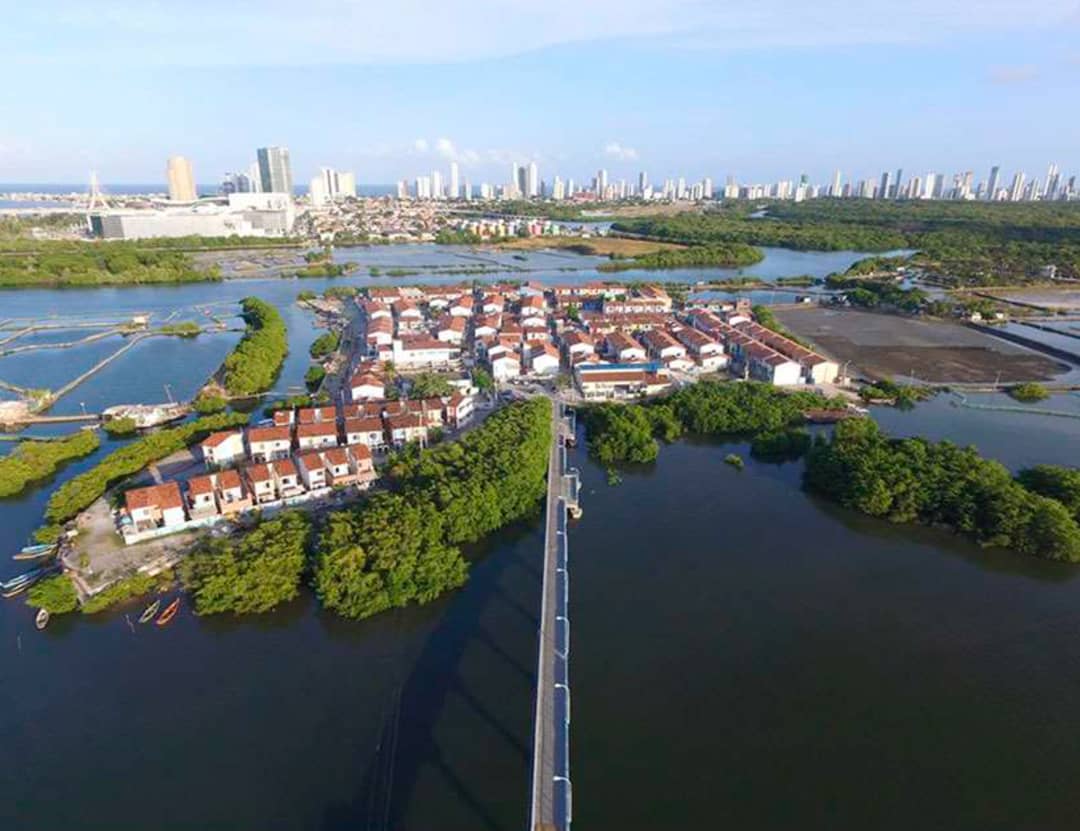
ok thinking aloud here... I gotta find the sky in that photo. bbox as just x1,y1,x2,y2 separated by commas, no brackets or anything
1,0,1079,187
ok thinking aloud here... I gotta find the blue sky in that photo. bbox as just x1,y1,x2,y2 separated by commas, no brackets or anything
2,0,1079,187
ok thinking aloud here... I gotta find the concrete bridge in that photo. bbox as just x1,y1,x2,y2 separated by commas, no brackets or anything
528,401,580,831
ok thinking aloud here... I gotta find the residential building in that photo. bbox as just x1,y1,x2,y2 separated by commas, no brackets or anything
349,373,385,401
215,469,252,516
344,416,387,451
246,425,293,463
296,452,329,491
296,422,339,451
186,475,219,519
529,342,561,375
386,412,428,448
444,393,475,429
605,331,647,362
125,482,186,532
246,464,278,504
574,363,672,401
272,458,304,498
392,336,455,369
256,145,293,194
201,430,246,469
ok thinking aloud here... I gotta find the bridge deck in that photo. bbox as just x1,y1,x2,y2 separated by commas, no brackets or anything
529,401,572,831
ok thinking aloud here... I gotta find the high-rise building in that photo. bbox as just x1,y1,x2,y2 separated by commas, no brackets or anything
463,180,471,201
638,171,648,193
309,167,356,205
831,170,842,198
166,156,196,202
415,176,431,199
1009,171,1026,202
449,162,460,200
396,180,409,199
597,169,608,197
248,162,263,193
552,176,565,201
338,172,356,199
257,146,293,194
986,165,1001,201
431,170,444,199
878,171,891,200
526,162,539,198
894,169,904,198
1046,163,1060,200
703,177,713,199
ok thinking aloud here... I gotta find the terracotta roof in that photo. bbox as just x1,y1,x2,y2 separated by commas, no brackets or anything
347,443,372,460
322,447,350,466
272,458,299,477
297,451,326,471
187,475,215,496
125,481,183,511
247,426,291,444
202,430,241,449
297,422,338,438
217,469,243,491
247,463,273,483
344,416,385,434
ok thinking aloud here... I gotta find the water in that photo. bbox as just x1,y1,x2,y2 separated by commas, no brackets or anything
4,266,1080,828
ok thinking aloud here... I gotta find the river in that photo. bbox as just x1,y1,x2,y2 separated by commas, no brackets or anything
3,257,1080,829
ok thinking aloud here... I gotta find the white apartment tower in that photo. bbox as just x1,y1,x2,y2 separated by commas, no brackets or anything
166,156,197,202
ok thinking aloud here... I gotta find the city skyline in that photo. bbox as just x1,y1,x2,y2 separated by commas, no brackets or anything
2,3,1079,183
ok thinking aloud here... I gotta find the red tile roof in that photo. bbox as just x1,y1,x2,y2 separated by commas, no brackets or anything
125,481,183,511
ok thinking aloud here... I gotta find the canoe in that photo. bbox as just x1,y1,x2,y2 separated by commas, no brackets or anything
138,599,161,624
35,608,49,630
155,598,180,626
20,543,55,555
13,547,56,562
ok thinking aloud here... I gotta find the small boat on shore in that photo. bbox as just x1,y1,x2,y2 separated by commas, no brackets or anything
35,608,49,630
138,599,161,624
1,564,61,598
155,598,180,626
13,544,57,562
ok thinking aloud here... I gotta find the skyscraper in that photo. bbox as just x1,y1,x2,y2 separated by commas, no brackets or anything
638,171,648,193
431,170,444,199
166,156,196,202
1009,172,1026,202
831,170,842,197
257,146,293,195
986,165,1001,201
597,169,608,197
878,171,891,200
1046,163,1060,200
526,162,539,198
516,165,528,197
449,162,460,200
894,169,904,198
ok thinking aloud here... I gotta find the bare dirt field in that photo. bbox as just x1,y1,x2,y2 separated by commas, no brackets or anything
496,236,684,256
775,307,1069,383
992,289,1080,311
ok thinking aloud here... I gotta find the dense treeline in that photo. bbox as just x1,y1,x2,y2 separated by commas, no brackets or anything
312,398,551,619
805,418,1080,561
616,200,1080,284
26,574,79,613
39,412,249,536
584,381,841,464
308,331,340,359
182,512,311,614
221,298,288,396
1017,465,1080,522
0,241,219,287
598,243,763,272
0,430,100,498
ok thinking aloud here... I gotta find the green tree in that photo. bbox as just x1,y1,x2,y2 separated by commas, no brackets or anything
26,574,79,614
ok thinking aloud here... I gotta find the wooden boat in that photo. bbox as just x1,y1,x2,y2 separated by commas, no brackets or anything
20,543,55,555
155,598,180,626
13,546,57,562
35,608,49,630
1,564,61,597
138,599,161,624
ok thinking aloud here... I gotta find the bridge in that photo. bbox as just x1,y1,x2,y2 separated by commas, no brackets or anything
528,401,580,831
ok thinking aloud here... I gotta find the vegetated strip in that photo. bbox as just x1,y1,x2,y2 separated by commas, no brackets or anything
37,412,249,541
582,380,843,465
220,297,289,396
805,417,1080,561
597,242,764,272
308,397,553,620
0,240,219,288
0,429,100,498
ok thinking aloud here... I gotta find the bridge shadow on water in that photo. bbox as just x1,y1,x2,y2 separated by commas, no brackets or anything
320,520,543,831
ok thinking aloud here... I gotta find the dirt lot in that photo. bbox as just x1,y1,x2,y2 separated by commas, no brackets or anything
775,307,1069,383
992,289,1080,311
496,236,684,256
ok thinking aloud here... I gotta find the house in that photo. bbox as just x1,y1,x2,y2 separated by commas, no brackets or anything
125,482,186,532
529,342,561,375
444,393,475,428
520,294,547,318
519,280,546,297
344,416,388,451
360,299,391,321
272,458,304,498
215,469,252,516
271,410,295,428
349,372,385,401
296,421,339,451
201,430,245,469
297,406,337,425
185,474,219,519
345,444,377,487
490,353,521,380
448,296,474,317
561,331,596,362
365,316,394,348
574,363,673,401
435,315,466,344
296,452,328,491
246,464,278,504
472,315,500,339
639,329,687,362
247,426,293,463
741,341,803,386
320,447,358,487
605,331,647,362
408,397,446,427
481,294,505,314
392,299,423,321
386,412,428,447
392,336,455,369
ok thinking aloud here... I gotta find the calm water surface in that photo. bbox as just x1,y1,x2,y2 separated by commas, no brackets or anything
3,268,1080,828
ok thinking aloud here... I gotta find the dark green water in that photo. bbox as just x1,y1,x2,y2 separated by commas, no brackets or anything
4,269,1080,828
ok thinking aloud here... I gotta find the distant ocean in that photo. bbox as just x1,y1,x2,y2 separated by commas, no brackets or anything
0,182,397,209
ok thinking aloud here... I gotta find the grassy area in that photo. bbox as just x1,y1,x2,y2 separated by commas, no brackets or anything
496,236,685,256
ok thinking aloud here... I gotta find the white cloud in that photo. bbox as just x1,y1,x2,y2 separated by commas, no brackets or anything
987,64,1039,84
603,142,639,162
412,138,429,153
10,1,1080,66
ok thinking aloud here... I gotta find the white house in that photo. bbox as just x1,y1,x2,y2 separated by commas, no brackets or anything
490,353,521,380
605,331,647,362
530,343,561,375
344,416,387,451
246,426,293,463
392,336,456,369
200,430,246,469
296,452,329,491
125,482,186,532
349,372,385,401
296,421,339,451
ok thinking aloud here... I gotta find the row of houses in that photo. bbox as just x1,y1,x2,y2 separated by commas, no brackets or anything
123,444,378,542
